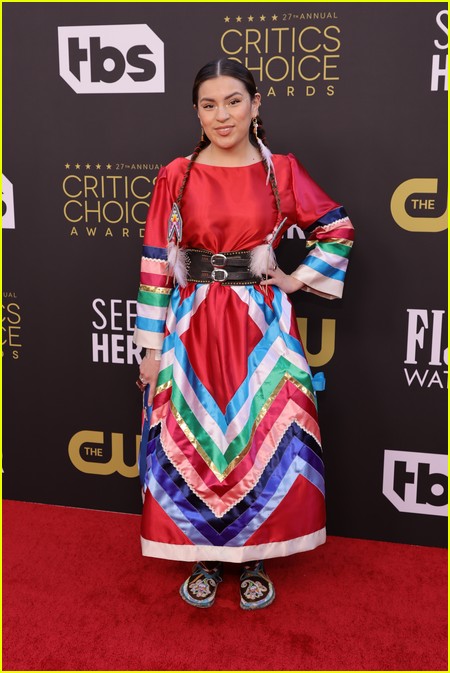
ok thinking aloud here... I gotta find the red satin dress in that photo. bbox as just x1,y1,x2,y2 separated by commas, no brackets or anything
133,153,354,563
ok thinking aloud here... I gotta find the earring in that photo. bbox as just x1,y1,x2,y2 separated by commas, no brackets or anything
200,126,205,142
252,118,258,138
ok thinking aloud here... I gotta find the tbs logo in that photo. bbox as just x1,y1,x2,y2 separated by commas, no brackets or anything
2,175,15,229
383,450,447,517
58,24,164,93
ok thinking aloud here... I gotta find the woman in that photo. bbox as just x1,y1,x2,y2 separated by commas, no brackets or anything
134,58,354,610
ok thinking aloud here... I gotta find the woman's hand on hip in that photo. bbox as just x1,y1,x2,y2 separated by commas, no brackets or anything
260,267,305,294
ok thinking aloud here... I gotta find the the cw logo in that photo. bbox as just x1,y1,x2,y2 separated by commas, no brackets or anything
391,178,447,232
68,431,139,477
297,318,335,366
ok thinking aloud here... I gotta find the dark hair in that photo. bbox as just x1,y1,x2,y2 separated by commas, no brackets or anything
192,58,258,102
175,58,281,224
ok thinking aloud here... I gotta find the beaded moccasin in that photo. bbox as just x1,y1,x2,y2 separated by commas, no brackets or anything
179,562,223,608
239,560,275,610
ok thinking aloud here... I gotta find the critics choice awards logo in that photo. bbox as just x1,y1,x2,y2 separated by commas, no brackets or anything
62,162,161,238
218,9,341,97
3,292,22,360
58,24,165,94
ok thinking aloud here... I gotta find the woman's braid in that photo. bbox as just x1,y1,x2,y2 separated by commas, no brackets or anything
254,116,283,224
175,138,209,207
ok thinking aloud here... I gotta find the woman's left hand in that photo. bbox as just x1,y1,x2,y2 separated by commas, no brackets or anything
260,267,305,294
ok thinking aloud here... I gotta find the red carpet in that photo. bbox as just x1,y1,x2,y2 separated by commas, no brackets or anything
2,500,447,671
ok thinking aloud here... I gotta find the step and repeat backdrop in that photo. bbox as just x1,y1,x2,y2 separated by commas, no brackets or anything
3,2,447,547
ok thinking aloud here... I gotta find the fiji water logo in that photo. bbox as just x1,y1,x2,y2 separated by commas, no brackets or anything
404,309,447,388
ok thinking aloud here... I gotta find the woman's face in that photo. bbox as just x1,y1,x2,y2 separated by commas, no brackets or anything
196,75,260,152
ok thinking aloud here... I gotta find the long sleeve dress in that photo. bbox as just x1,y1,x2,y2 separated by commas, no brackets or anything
133,153,354,563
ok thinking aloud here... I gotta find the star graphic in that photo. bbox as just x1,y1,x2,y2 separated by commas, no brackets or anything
260,15,266,22
65,163,70,169
272,14,278,21
224,16,230,23
248,15,254,22
96,163,101,169
85,163,91,169
75,163,81,169
236,16,242,23
106,163,112,170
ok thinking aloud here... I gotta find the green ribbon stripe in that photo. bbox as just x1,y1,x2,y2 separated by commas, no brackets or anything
171,381,228,473
156,364,173,387
317,241,352,257
137,289,171,307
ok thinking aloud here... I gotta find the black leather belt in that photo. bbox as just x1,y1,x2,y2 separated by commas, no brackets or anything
185,249,261,285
